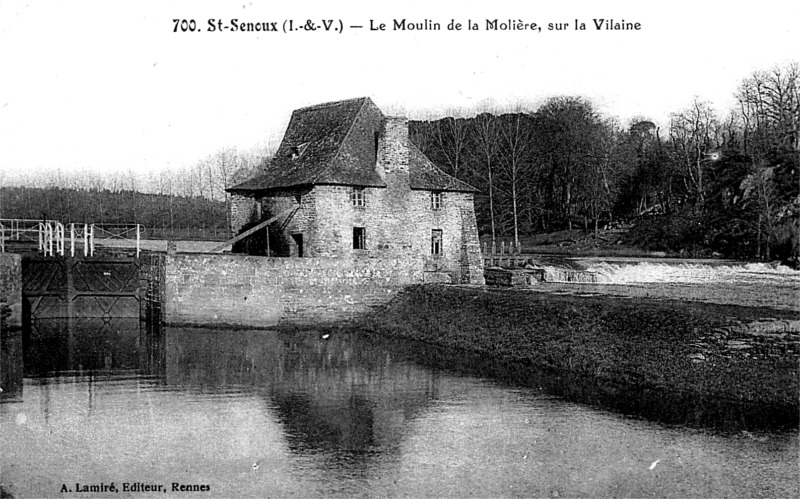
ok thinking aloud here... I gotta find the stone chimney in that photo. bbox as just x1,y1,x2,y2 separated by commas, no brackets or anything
379,117,410,190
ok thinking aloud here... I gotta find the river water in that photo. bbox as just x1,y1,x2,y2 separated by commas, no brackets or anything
2,319,798,498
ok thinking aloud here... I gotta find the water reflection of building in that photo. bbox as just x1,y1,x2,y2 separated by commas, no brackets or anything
3,317,439,463
165,329,439,462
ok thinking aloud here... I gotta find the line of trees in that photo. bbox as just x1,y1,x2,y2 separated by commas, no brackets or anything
1,145,269,237
0,186,228,237
410,63,799,261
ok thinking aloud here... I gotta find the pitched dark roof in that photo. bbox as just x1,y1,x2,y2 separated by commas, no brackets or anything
228,97,478,194
228,97,385,193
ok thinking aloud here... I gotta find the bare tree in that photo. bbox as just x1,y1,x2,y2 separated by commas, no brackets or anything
178,165,199,199
669,98,722,205
736,63,800,157
497,111,535,246
469,112,500,241
431,113,470,179
409,118,436,159
127,169,139,222
579,118,624,235
159,169,176,231
741,166,781,259
207,147,238,234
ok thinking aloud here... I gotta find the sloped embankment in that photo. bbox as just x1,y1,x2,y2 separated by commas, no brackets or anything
362,285,799,409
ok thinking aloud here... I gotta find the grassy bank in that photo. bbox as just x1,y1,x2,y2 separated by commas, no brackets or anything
360,285,799,409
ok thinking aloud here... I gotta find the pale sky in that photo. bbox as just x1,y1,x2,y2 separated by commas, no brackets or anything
0,0,797,179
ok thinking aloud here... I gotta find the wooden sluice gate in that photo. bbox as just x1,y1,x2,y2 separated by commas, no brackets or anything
22,256,144,320
481,241,602,286
481,240,532,268
483,254,538,268
482,241,547,287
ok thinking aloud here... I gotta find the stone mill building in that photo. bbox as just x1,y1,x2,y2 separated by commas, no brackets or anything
227,97,484,285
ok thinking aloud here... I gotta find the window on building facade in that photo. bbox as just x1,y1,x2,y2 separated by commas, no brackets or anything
431,191,442,210
351,187,365,207
353,227,366,250
431,229,443,256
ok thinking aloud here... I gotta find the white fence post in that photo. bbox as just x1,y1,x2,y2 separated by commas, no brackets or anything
44,223,53,256
55,222,65,256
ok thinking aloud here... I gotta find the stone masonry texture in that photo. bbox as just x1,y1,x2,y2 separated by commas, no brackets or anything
0,253,22,330
256,116,484,284
230,193,259,234
163,253,424,327
226,98,484,286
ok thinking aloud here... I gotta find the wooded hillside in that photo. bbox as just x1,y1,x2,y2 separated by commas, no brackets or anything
0,186,229,239
410,63,799,261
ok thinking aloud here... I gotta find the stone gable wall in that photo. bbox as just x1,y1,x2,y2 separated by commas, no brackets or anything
230,194,259,234
259,187,316,257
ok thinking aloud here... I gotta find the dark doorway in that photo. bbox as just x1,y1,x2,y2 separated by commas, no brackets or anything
232,221,269,256
291,233,304,257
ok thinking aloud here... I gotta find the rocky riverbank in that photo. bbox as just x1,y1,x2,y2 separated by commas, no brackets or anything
360,285,799,412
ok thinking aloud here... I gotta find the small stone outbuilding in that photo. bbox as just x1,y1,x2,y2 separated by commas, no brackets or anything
227,97,483,284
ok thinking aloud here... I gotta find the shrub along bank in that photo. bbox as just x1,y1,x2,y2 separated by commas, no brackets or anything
360,285,799,410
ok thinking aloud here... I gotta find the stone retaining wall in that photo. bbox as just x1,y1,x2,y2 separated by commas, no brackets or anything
687,319,800,364
0,253,22,331
163,253,424,327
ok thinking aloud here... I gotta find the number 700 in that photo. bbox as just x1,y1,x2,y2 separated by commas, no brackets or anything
173,19,198,32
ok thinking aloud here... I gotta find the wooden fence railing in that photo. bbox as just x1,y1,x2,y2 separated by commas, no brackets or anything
481,240,531,267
